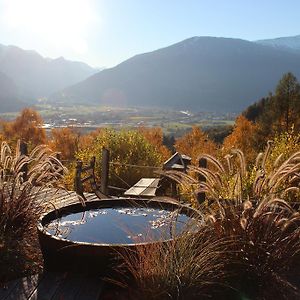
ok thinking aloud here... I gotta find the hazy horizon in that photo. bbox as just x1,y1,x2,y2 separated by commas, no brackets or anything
0,0,300,68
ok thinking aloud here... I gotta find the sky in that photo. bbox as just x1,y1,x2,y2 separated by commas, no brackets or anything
0,0,299,68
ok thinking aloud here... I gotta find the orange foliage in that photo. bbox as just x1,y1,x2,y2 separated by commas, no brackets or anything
175,126,217,162
223,115,258,162
78,128,102,150
48,127,81,161
1,108,46,148
138,127,171,161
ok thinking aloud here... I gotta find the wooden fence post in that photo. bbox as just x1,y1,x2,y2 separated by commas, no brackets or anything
100,148,109,195
20,141,28,181
74,160,83,195
197,157,207,204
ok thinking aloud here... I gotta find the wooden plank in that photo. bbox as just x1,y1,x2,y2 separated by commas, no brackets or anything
36,187,101,212
51,192,77,203
29,273,65,300
58,197,81,208
35,188,67,201
51,194,80,208
83,194,98,201
124,178,160,197
36,189,71,210
3,274,40,300
89,195,100,201
55,196,78,206
51,273,84,300
39,188,97,206
75,277,104,300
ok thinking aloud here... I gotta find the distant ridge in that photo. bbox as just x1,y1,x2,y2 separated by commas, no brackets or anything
256,35,300,53
0,44,99,101
0,71,25,112
52,36,300,112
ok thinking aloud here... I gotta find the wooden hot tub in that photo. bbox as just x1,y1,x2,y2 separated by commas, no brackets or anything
38,198,200,275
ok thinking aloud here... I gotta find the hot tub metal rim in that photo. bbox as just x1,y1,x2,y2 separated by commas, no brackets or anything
38,197,200,247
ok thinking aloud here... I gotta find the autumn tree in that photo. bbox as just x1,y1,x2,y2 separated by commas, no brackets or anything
244,73,300,140
206,125,233,144
243,97,269,123
272,72,300,132
175,126,217,162
0,108,46,148
223,115,258,162
48,127,81,161
138,127,171,161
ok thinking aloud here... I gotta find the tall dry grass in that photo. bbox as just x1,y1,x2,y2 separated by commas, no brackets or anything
205,198,300,299
127,143,300,299
116,226,233,300
0,141,66,282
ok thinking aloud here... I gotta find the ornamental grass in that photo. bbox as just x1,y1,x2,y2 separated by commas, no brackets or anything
0,141,66,283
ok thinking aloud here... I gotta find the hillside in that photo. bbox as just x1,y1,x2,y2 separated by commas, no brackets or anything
0,44,98,101
256,35,300,53
0,71,25,112
52,37,300,112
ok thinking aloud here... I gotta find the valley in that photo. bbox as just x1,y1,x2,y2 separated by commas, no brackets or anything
0,105,236,137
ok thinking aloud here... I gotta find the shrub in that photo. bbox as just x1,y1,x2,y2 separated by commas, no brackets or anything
74,129,165,190
265,131,300,172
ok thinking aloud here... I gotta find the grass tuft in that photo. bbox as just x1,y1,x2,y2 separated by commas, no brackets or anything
116,226,233,300
0,141,66,282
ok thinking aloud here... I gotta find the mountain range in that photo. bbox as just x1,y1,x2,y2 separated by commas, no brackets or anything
0,44,98,112
256,34,300,53
52,35,300,112
1,35,300,113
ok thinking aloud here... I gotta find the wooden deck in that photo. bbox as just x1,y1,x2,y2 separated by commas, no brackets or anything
0,272,106,300
40,188,100,211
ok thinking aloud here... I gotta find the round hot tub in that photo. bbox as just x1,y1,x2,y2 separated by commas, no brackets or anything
38,198,200,274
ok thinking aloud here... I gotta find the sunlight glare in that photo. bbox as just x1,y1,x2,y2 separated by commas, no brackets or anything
2,0,98,54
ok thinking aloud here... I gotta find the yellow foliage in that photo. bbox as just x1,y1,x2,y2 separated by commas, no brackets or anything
74,129,165,190
265,130,300,172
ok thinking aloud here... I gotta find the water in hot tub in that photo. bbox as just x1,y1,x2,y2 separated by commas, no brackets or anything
45,206,199,244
